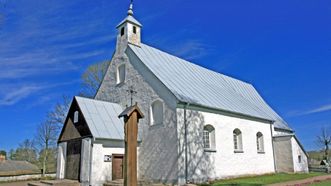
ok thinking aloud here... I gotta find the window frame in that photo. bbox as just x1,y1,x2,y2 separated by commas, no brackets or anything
121,27,125,36
133,26,137,34
203,125,216,152
256,132,265,153
73,111,79,124
233,128,243,153
150,99,164,126
116,64,126,85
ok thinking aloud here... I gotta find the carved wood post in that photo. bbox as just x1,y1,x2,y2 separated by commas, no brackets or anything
119,103,144,186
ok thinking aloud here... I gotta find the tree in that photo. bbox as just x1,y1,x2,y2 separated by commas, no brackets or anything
13,139,37,163
80,60,110,98
316,127,331,161
34,120,57,176
47,95,71,133
8,149,16,160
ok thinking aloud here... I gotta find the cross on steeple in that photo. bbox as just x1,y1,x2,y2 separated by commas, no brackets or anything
126,86,137,106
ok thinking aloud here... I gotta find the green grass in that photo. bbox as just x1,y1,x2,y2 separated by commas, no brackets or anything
201,173,326,186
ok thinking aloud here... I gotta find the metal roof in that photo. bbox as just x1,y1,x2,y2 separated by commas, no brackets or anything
75,96,125,140
127,43,292,131
0,160,39,173
116,15,142,28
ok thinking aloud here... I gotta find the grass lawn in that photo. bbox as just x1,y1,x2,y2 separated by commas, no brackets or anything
202,172,326,186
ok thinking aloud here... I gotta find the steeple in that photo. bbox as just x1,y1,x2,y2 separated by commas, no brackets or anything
116,2,142,47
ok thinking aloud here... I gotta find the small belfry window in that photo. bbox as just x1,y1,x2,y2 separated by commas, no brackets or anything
150,100,163,125
203,125,215,150
298,155,302,163
256,132,264,153
74,111,79,124
233,129,243,152
121,27,125,36
116,64,126,84
133,26,137,34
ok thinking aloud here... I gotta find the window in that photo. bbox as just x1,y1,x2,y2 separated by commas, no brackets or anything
298,155,302,163
233,129,243,152
150,100,163,125
203,125,215,150
121,27,125,36
74,111,79,124
116,64,126,84
256,132,264,153
133,26,137,34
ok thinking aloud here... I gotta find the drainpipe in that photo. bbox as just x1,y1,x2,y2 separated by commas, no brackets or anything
183,103,189,184
270,123,277,173
89,137,94,186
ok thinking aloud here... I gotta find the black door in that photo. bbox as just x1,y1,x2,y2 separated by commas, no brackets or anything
65,140,81,180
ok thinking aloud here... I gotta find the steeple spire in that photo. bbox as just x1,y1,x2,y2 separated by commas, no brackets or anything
127,1,133,16
116,0,142,47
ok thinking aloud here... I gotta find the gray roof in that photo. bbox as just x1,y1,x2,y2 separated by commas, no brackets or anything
116,15,142,28
127,43,292,131
0,160,39,173
75,96,125,140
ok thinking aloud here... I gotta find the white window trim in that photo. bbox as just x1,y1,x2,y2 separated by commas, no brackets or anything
116,64,126,85
203,125,216,152
257,132,265,153
150,99,164,126
233,129,243,153
73,111,79,124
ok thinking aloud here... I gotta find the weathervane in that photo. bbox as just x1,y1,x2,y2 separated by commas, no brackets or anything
126,86,137,106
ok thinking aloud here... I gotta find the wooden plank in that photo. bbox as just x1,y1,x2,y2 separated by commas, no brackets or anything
65,140,81,180
112,154,124,180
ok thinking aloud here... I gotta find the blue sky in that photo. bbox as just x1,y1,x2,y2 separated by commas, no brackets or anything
0,0,330,152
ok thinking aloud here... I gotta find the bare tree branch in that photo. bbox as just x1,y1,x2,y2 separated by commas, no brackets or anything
80,60,110,98
316,127,331,161
34,120,57,176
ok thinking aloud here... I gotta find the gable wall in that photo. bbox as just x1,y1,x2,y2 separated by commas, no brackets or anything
95,44,179,183
273,136,294,172
59,99,92,142
177,108,275,183
291,137,309,172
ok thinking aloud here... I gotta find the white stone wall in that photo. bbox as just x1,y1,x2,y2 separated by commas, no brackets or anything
56,142,67,179
177,108,275,184
90,143,125,186
291,137,309,173
80,138,92,185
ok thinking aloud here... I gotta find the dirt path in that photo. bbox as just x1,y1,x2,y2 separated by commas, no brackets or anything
0,181,29,186
268,174,331,186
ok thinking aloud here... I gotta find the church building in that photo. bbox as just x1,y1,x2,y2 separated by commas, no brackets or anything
56,3,309,186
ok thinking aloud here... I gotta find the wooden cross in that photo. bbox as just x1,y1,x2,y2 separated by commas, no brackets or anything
119,104,144,186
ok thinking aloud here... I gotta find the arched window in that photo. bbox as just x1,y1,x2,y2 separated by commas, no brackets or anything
233,129,243,152
150,100,163,125
116,64,126,84
121,27,125,36
256,132,264,153
74,111,79,124
133,26,137,34
203,125,215,150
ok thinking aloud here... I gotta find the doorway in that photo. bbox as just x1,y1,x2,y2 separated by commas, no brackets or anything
65,140,82,180
112,154,124,180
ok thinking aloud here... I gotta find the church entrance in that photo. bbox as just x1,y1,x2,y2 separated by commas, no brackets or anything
65,139,82,180
112,154,124,180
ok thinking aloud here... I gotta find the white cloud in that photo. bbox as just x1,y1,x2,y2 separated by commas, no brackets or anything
303,104,331,115
0,81,78,106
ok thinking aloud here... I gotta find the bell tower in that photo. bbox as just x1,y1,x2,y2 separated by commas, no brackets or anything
116,2,142,48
